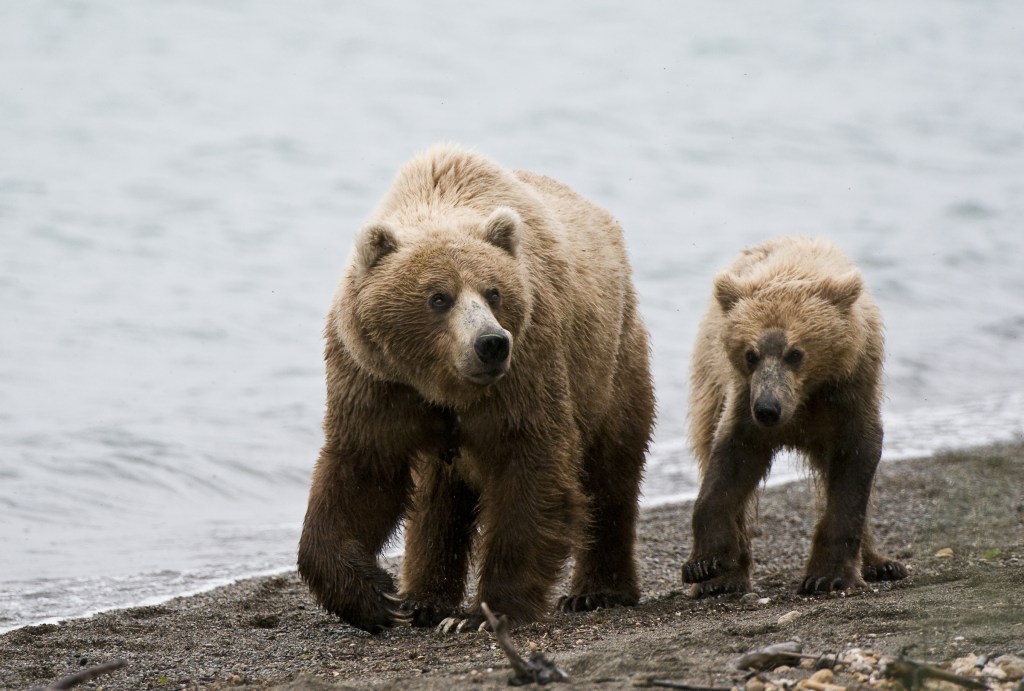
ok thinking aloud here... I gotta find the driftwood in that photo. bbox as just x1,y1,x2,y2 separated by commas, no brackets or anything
634,679,733,691
480,602,568,686
29,659,127,691
883,653,990,691
733,641,835,672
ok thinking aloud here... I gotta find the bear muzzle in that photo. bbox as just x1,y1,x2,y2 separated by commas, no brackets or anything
467,330,512,384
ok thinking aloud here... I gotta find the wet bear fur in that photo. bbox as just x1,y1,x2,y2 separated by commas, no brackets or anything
683,236,907,596
298,144,654,633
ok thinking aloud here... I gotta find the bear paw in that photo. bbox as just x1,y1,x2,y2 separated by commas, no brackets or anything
681,554,745,585
862,559,908,582
399,598,454,628
436,613,490,634
557,592,638,613
687,573,751,598
799,572,865,594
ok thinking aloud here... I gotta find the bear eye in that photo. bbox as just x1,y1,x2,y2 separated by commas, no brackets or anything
485,287,501,308
429,292,454,311
744,349,760,369
784,348,804,367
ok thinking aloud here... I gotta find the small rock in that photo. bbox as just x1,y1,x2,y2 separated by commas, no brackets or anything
778,610,801,625
934,547,955,558
747,679,766,691
741,593,762,604
809,669,834,684
758,597,771,606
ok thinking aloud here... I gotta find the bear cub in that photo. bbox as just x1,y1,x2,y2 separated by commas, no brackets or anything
683,237,908,596
298,145,654,633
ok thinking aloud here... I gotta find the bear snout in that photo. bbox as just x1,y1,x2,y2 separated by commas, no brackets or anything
752,395,782,427
474,332,511,366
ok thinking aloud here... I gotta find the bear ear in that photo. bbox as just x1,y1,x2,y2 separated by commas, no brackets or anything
714,272,748,312
482,207,521,256
354,222,399,274
819,270,863,311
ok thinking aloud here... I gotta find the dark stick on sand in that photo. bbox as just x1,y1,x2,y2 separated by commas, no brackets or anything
481,602,568,686
29,659,127,691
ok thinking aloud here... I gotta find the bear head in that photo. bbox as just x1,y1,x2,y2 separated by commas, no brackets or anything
713,269,866,429
332,206,533,406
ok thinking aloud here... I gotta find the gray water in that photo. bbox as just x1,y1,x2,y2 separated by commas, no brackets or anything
2,2,1023,633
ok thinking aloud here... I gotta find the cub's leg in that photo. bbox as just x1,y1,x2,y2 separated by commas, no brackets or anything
801,417,901,592
400,461,479,627
683,419,772,596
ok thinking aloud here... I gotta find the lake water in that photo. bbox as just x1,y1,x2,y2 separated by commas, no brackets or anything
2,1,1023,632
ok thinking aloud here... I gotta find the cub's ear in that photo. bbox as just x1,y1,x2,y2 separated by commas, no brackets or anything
482,207,521,256
354,222,399,274
714,272,748,312
819,270,863,311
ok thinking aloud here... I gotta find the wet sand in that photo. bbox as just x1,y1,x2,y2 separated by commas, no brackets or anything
4,442,1023,690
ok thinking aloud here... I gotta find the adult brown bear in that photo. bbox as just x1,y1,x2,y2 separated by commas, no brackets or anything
298,145,654,633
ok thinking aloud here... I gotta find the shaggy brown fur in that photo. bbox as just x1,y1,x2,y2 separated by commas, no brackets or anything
298,144,654,634
683,237,907,596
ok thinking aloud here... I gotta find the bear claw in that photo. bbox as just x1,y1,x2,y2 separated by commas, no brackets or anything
557,592,636,613
863,560,908,582
399,599,453,628
682,556,728,583
437,616,488,634
799,574,862,594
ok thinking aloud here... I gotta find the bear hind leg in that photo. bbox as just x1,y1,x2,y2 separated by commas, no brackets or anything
399,462,479,627
560,432,646,613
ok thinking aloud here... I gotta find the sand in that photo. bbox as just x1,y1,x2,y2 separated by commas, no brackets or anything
3,442,1022,690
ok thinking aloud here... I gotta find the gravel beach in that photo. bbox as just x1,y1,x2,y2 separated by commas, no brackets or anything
4,442,1022,691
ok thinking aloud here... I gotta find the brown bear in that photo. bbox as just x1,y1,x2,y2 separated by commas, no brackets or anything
682,237,907,597
298,144,654,634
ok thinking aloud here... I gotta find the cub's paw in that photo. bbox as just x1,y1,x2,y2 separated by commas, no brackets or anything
399,598,454,628
863,559,908,582
557,591,638,613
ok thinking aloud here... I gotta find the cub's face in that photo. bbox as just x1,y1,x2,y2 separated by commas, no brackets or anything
344,208,531,405
715,271,864,429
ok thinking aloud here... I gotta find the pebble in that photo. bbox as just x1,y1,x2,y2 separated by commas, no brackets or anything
809,669,834,684
758,597,771,606
741,593,761,604
935,547,955,558
778,610,801,625
746,679,766,691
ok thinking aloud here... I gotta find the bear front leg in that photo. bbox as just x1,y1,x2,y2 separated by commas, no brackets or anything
399,462,479,627
441,451,586,632
297,443,412,634
802,420,884,594
682,427,772,597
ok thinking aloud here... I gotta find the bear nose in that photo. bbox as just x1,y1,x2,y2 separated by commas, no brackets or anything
753,397,782,427
474,332,510,366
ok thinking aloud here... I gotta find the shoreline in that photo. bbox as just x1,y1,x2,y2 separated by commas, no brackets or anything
3,441,1022,690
